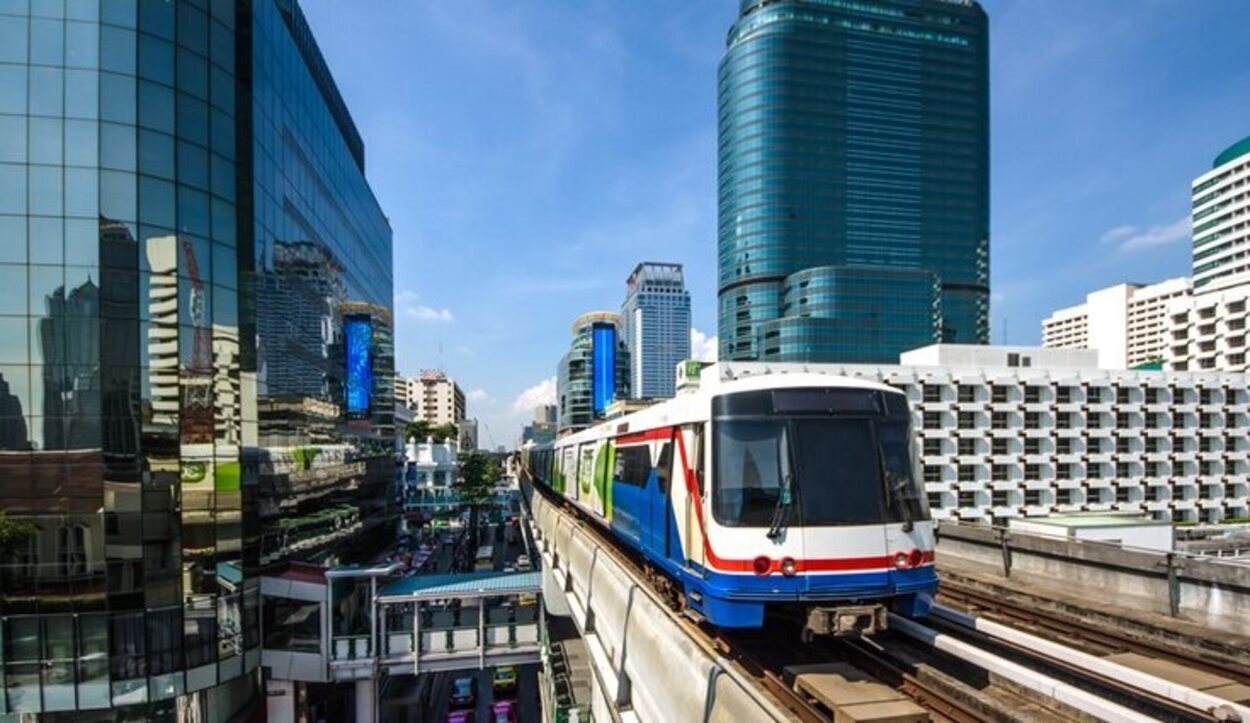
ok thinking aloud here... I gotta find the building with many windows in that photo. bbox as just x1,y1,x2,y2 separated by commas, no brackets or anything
621,261,690,399
1165,280,1250,372
717,0,990,363
557,312,630,433
405,369,466,426
1042,277,1191,369
721,344,1250,526
0,1,394,719
1193,136,1250,290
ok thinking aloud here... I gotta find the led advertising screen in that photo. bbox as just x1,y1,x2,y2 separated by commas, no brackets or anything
345,316,373,417
592,324,616,415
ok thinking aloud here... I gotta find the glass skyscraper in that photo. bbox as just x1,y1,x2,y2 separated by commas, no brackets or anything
557,312,630,433
0,1,392,720
717,0,989,363
620,262,690,399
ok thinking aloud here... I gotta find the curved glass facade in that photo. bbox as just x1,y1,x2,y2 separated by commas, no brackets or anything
557,313,630,433
718,0,989,362
0,0,392,719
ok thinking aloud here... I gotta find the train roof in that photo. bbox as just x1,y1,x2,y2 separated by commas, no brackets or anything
550,364,904,448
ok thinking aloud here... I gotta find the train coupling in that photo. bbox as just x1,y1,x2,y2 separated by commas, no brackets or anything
805,604,888,637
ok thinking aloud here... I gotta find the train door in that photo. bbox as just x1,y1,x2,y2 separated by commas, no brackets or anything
681,424,706,571
649,432,674,560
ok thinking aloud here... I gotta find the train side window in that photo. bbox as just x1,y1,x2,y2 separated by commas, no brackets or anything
614,445,650,487
655,440,673,494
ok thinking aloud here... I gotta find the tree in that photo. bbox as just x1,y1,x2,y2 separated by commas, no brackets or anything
433,423,459,443
456,451,500,546
405,419,432,443
0,509,36,560
404,420,459,443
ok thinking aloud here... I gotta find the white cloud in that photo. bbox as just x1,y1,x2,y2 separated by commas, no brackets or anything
691,328,718,362
512,376,556,414
395,289,455,323
1102,217,1190,252
467,388,491,403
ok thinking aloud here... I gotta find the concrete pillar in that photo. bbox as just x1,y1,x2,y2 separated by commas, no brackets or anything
265,679,296,723
355,679,376,723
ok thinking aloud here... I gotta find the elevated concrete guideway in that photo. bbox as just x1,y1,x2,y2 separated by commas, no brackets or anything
524,483,798,723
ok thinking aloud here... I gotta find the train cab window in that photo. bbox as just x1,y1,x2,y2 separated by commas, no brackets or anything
614,445,651,487
655,440,673,494
713,420,783,525
790,420,883,525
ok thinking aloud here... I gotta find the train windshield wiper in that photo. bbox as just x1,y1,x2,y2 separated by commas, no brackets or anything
767,424,794,541
878,437,914,532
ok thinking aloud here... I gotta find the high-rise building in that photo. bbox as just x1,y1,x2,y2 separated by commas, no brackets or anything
458,418,479,451
717,0,990,363
534,404,557,425
1193,136,1250,289
409,370,465,426
1041,278,1191,369
0,1,393,719
621,262,690,399
557,312,631,432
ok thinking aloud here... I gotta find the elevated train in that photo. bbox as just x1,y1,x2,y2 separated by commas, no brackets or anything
521,364,937,636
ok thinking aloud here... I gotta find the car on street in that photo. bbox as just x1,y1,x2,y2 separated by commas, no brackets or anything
491,700,519,723
492,665,517,694
515,554,532,571
449,676,477,710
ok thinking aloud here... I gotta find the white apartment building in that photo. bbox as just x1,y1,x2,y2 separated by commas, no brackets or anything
402,369,466,426
1165,278,1250,372
721,344,1250,525
1193,136,1250,289
1042,277,1191,368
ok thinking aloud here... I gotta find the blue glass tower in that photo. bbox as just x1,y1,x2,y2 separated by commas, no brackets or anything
718,0,989,363
557,312,630,432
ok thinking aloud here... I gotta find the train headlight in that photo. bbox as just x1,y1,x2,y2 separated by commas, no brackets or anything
894,551,911,569
910,549,925,568
752,556,771,576
780,557,797,577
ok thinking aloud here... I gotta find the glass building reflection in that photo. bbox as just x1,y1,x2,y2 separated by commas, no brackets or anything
0,0,393,720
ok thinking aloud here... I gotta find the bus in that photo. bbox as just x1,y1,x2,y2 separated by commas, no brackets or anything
474,545,494,572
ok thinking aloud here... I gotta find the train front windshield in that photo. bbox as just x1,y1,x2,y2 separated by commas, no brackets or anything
712,388,927,527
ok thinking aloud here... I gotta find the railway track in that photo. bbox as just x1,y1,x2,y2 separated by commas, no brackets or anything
938,577,1250,690
522,474,1246,722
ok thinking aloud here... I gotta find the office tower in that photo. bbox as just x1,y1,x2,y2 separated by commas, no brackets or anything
557,312,631,432
717,0,989,363
620,262,691,399
0,1,393,719
1193,137,1250,289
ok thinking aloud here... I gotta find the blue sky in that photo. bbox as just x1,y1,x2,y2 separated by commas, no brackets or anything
300,0,1250,447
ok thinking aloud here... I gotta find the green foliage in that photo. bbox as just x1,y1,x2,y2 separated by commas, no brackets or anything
456,451,500,506
405,420,460,443
0,510,36,559
292,446,320,471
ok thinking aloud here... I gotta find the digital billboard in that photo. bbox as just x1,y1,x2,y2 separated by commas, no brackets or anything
592,324,616,415
345,316,373,417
